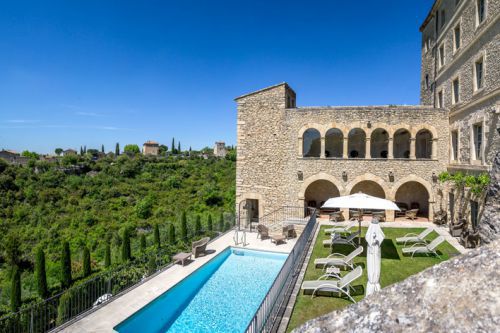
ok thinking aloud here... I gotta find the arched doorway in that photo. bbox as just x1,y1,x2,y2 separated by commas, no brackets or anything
416,129,432,159
370,128,389,158
393,129,410,158
348,128,366,158
303,129,321,157
350,180,385,198
325,128,343,158
395,181,430,220
304,180,341,210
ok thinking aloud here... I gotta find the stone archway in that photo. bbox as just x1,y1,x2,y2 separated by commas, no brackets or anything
350,180,386,198
304,180,341,209
393,181,432,221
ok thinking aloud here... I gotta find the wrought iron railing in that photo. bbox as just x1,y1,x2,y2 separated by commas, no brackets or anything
245,208,317,333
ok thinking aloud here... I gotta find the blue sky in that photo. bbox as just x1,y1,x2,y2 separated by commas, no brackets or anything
0,0,434,154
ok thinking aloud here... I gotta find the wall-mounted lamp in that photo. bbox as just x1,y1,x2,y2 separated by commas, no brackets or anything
388,171,394,182
432,172,438,183
342,171,348,181
367,121,372,129
297,171,303,181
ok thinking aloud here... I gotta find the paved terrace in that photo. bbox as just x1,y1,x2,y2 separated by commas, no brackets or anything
59,231,298,333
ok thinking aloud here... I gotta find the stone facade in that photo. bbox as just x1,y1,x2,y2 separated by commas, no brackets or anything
142,141,159,156
236,84,448,222
235,0,499,226
213,141,227,158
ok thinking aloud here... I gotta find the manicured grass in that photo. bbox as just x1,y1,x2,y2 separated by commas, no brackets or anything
286,226,459,332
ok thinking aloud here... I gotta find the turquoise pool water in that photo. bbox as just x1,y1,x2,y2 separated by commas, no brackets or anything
115,247,287,333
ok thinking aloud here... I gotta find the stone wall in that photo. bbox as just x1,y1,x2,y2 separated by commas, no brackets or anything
236,84,449,221
480,151,500,243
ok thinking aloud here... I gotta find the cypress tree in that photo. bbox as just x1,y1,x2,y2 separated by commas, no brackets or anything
82,246,91,277
80,146,83,155
115,143,120,156
180,212,188,241
60,241,72,289
101,144,105,153
195,215,202,235
153,224,161,250
104,243,111,268
219,212,224,232
121,229,131,262
168,224,176,244
207,214,213,232
35,247,48,299
10,266,21,312
178,142,181,154
148,256,156,275
83,145,87,154
140,234,147,252
171,138,175,154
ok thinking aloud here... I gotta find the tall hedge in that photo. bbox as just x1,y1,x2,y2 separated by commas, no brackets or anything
82,246,91,277
10,266,21,312
195,215,202,235
153,224,160,249
121,229,131,262
35,247,48,299
218,212,224,232
60,241,72,289
207,214,213,232
168,224,176,244
180,212,188,241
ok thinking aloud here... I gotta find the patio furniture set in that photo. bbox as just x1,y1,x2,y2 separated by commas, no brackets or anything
173,236,211,266
256,223,296,245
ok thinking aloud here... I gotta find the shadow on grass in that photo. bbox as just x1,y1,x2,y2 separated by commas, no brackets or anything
329,238,400,260
402,251,444,259
302,284,365,299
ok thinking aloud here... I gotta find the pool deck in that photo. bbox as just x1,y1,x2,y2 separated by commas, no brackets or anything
58,231,297,333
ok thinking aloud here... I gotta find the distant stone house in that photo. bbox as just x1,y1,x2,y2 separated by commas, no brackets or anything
214,142,227,158
143,141,160,156
0,150,29,165
63,149,77,156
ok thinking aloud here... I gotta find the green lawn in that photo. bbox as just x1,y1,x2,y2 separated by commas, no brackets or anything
286,226,460,332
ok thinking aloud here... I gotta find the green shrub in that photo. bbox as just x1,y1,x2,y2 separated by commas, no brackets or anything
10,266,21,312
60,242,72,289
121,229,131,262
82,246,91,277
35,247,48,299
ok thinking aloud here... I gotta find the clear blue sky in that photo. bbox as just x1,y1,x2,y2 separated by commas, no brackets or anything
0,0,434,154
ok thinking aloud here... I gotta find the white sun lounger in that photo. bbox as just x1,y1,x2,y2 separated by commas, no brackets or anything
402,236,445,258
395,228,433,246
324,219,358,235
314,246,363,270
323,231,360,248
301,266,363,302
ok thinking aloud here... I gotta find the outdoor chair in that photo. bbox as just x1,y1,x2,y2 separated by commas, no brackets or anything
395,202,408,217
282,224,296,239
405,209,419,220
301,266,363,302
401,236,445,258
314,245,363,270
323,230,360,248
433,210,447,225
449,220,465,237
257,224,269,240
328,211,344,222
192,237,210,258
396,228,433,246
460,229,480,248
324,219,357,235
372,211,385,222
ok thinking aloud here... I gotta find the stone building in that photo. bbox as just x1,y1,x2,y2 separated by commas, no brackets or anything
214,141,227,158
143,141,159,156
235,0,499,225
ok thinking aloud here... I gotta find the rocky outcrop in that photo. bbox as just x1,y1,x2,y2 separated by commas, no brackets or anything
479,151,500,244
293,238,500,333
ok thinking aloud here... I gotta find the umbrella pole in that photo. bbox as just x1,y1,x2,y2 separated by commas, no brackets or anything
358,209,363,246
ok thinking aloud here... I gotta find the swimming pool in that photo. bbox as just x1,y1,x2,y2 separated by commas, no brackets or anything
114,247,288,333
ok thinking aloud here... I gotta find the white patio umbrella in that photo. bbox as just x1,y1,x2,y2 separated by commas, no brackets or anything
321,192,399,296
365,219,385,296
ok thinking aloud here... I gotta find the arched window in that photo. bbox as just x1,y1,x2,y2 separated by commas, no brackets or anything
416,129,433,159
325,128,343,158
370,128,389,158
393,129,410,158
348,128,366,158
303,129,321,157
